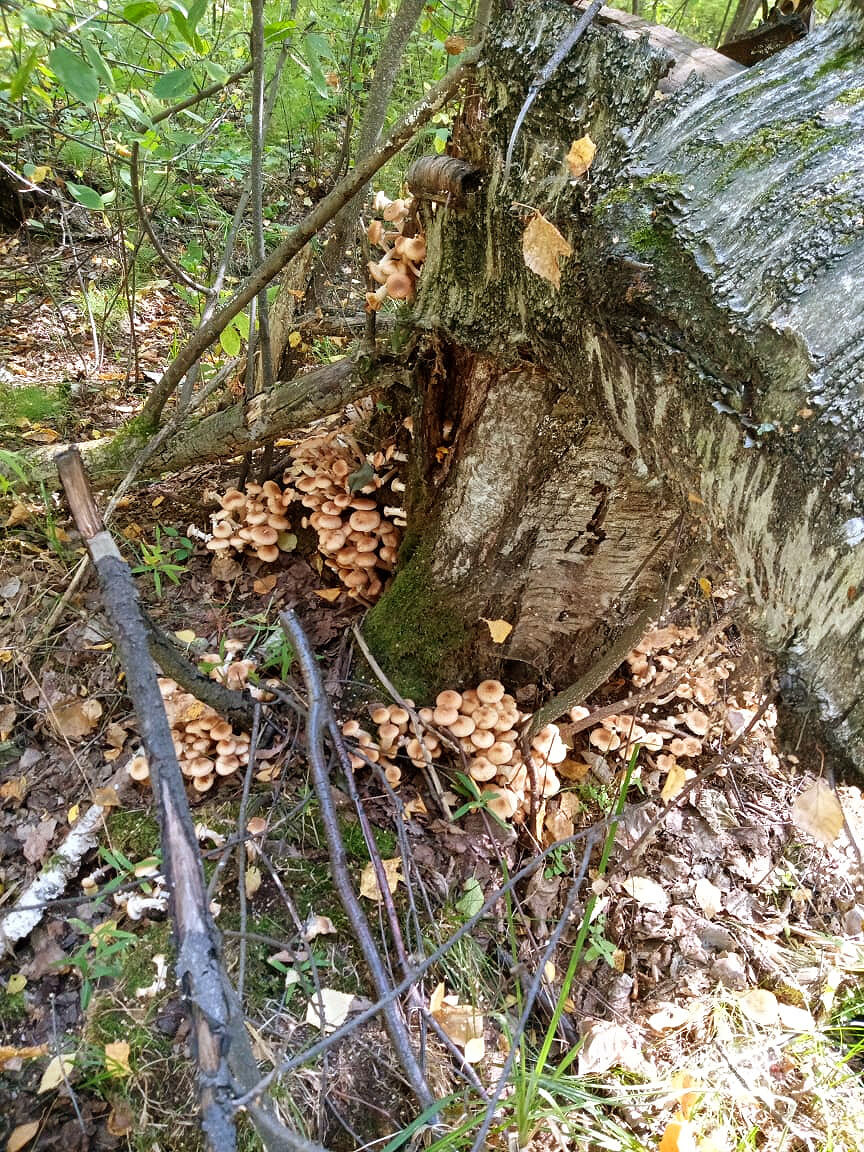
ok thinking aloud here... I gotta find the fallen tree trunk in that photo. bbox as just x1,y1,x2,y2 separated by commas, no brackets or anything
32,355,389,487
364,0,864,768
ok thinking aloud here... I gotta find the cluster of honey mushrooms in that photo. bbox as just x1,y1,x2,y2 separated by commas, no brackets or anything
340,625,740,824
206,480,292,563
365,192,426,310
206,428,404,600
128,648,255,793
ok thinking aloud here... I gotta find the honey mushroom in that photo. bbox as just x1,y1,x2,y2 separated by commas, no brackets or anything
207,479,293,563
283,429,402,602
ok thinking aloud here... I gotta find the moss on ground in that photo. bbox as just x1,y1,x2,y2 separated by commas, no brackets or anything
106,809,161,861
363,547,470,702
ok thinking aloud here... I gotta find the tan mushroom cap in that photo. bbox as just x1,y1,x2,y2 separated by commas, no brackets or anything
470,727,495,751
657,753,677,772
669,735,702,758
482,785,519,821
449,714,476,739
378,722,400,749
486,741,514,766
210,720,232,741
369,707,390,727
221,489,247,510
469,757,498,782
418,707,435,725
569,705,591,723
436,689,462,712
192,773,215,792
460,689,479,714
384,763,401,786
247,816,267,836
476,679,505,705
389,707,410,727
682,710,711,736
433,705,460,727
128,755,150,782
385,270,414,300
589,728,621,753
349,509,381,532
473,705,499,731
207,538,231,551
215,755,240,775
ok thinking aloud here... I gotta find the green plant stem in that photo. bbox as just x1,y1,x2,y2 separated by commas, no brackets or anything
526,749,638,1108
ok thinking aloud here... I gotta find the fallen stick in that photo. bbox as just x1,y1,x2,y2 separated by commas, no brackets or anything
56,447,322,1152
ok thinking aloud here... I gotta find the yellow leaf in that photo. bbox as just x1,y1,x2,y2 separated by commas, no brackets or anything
30,165,50,183
565,133,596,178
7,1121,40,1152
151,495,165,508
522,213,572,290
659,1116,696,1152
21,428,59,443
93,786,120,808
0,776,27,804
429,982,446,1014
482,618,512,644
38,1054,74,1094
174,629,196,644
51,696,102,740
661,762,687,803
359,857,402,902
104,1041,130,1078
245,866,262,900
67,804,79,825
0,650,12,664
698,577,713,598
288,330,302,348
253,574,278,594
670,1070,701,1119
122,522,142,540
5,502,30,528
0,1044,48,1068
6,973,26,995
305,987,355,1031
315,588,341,602
791,780,844,846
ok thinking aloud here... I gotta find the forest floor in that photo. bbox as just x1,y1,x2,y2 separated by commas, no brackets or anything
1,209,864,1152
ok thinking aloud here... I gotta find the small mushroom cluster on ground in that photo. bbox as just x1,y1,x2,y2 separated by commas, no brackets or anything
129,654,254,793
342,701,420,788
340,680,570,824
365,191,426,311
206,480,293,564
283,429,404,601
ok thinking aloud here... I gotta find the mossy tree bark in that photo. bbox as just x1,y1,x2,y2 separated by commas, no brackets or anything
365,0,864,767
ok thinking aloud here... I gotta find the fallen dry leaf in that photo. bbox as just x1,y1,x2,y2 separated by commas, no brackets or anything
621,875,669,912
5,502,30,528
37,1054,74,1094
21,819,57,864
173,629,196,644
658,1116,696,1152
245,866,262,900
104,1041,130,1078
693,877,723,918
522,212,572,290
93,786,120,808
107,1098,134,1137
737,987,778,1027
0,776,27,806
0,704,16,740
661,762,688,803
359,857,402,902
304,914,336,941
253,574,278,595
566,133,596,178
482,618,512,644
6,1121,40,1152
314,587,341,602
777,1002,815,1032
0,1044,48,1068
305,988,356,1031
577,1020,638,1075
51,696,103,741
792,779,844,846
